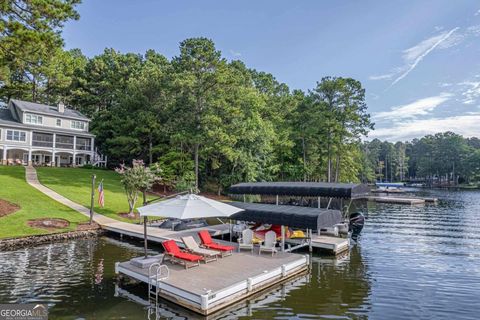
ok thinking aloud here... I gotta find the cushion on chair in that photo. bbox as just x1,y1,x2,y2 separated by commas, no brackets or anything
163,240,181,254
198,230,213,245
174,251,203,262
205,243,235,251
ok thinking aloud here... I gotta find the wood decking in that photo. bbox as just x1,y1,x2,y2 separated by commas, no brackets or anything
103,221,231,248
116,249,309,315
286,235,350,254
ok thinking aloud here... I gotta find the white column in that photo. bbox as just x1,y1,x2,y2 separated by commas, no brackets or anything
52,133,56,167
29,131,33,146
2,145,6,165
90,137,95,165
28,149,32,166
73,136,77,167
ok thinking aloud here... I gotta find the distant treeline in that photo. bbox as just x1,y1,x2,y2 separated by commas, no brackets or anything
362,132,480,185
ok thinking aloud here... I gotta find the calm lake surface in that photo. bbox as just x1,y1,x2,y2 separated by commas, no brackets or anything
1,189,480,319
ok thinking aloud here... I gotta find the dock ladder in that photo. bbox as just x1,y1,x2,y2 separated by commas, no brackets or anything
148,263,169,305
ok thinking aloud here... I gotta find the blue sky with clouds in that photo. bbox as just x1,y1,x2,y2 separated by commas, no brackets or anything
63,0,480,141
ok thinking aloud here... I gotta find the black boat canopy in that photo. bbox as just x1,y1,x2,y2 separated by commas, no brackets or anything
229,202,343,230
228,182,370,199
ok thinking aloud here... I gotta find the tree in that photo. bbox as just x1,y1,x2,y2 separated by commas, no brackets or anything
171,37,228,190
0,0,81,103
115,160,160,216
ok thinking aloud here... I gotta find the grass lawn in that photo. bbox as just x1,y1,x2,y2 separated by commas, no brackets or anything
36,167,151,222
0,166,88,239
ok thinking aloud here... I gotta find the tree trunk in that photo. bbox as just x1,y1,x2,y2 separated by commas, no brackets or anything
302,136,307,182
194,143,199,192
335,153,341,183
327,135,332,183
148,134,153,165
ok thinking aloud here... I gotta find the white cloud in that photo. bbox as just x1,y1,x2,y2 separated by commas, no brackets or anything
370,113,480,141
369,74,394,80
370,25,480,86
459,81,480,104
374,93,452,120
475,9,480,16
390,28,459,86
229,49,242,57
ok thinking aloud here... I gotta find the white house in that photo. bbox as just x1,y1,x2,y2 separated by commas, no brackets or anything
0,99,106,167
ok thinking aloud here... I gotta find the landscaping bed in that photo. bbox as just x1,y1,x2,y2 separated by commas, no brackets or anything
0,199,20,217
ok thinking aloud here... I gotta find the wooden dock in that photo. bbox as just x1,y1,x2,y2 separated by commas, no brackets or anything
286,235,349,254
115,250,309,315
366,196,425,205
103,221,231,248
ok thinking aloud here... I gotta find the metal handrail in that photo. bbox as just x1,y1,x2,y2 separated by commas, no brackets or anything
148,262,169,305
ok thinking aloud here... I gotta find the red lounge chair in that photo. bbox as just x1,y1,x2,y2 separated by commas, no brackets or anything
162,240,202,269
198,230,234,257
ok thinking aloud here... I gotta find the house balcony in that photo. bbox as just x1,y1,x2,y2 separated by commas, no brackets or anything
31,132,94,151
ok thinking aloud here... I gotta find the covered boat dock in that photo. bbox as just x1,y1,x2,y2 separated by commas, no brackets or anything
228,181,369,254
228,181,370,199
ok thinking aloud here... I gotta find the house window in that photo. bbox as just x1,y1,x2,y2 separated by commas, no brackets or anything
25,114,43,125
56,119,62,127
6,130,26,142
71,120,85,130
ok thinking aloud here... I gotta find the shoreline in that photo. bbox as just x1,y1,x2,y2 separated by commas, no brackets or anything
0,228,105,251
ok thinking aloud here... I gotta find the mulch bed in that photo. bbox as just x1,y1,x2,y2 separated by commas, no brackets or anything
118,212,140,220
199,192,230,201
76,222,101,231
27,218,70,230
0,199,20,218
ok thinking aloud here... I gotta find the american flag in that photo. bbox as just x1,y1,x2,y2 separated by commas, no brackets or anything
98,180,105,208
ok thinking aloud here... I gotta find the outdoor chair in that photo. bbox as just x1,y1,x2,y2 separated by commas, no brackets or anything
237,229,254,253
162,239,202,269
198,230,234,257
181,236,219,263
259,231,278,256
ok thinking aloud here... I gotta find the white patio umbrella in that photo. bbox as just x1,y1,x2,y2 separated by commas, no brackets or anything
137,194,244,258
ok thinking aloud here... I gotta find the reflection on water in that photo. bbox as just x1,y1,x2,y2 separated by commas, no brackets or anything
0,189,480,319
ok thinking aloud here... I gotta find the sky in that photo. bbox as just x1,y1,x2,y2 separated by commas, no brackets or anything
62,0,480,141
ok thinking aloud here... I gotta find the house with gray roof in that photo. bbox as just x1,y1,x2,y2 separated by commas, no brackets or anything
0,99,106,167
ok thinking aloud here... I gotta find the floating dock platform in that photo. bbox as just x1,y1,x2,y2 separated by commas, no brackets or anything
115,250,309,315
368,196,425,204
286,235,349,254
365,195,438,205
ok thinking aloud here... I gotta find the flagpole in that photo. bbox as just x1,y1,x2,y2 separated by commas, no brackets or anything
90,174,96,224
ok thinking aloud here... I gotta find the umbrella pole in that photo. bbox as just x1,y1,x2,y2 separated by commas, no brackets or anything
143,191,148,259
144,216,148,259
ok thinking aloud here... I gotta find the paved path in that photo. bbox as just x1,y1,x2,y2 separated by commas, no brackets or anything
24,166,229,246
25,165,116,225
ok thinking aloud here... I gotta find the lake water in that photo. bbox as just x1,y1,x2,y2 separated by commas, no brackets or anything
1,189,479,319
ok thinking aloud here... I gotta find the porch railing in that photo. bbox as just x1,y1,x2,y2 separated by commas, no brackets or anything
32,141,54,147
